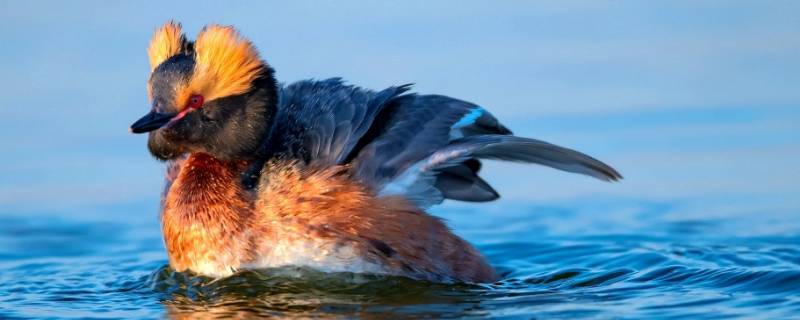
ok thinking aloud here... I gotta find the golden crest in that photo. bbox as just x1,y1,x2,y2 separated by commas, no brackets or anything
187,24,264,103
147,21,187,71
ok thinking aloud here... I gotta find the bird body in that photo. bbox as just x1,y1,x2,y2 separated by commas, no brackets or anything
132,22,620,283
160,153,496,282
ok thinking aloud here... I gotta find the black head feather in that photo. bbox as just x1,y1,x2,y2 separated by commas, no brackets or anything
145,55,278,161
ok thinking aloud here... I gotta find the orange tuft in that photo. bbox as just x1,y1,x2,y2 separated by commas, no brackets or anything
175,25,264,109
147,21,188,72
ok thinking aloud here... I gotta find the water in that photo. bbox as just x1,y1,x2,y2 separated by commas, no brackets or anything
2,200,799,318
1,2,799,319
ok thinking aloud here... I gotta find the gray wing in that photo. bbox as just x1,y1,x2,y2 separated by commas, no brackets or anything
350,94,511,188
266,78,411,165
348,94,621,208
265,79,621,208
367,135,622,208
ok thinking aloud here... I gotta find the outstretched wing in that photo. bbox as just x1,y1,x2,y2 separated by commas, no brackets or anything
350,94,510,188
347,94,621,208
378,135,622,207
266,78,411,165
263,79,621,208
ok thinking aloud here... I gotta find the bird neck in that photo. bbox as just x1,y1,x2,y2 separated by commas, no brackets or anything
248,66,279,140
236,68,280,188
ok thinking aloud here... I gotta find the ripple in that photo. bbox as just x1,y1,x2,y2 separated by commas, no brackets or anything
1,210,799,319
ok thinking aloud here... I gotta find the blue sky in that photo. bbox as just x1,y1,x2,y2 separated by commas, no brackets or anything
0,1,798,218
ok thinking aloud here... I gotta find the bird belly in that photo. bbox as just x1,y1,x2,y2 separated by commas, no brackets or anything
244,229,388,275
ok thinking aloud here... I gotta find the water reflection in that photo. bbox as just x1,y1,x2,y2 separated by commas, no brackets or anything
152,266,489,318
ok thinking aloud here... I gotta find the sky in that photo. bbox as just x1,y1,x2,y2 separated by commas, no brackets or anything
0,1,798,219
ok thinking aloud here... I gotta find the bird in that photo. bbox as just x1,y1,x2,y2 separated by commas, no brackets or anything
130,22,622,283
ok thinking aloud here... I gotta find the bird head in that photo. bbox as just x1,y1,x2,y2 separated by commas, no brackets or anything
130,22,277,161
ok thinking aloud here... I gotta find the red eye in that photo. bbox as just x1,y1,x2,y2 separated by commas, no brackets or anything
188,95,204,109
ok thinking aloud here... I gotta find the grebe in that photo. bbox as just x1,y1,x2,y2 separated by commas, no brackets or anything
130,22,621,283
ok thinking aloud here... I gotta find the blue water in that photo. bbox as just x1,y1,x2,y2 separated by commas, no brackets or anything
1,2,799,319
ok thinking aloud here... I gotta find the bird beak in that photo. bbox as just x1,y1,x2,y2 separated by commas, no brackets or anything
129,111,176,134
